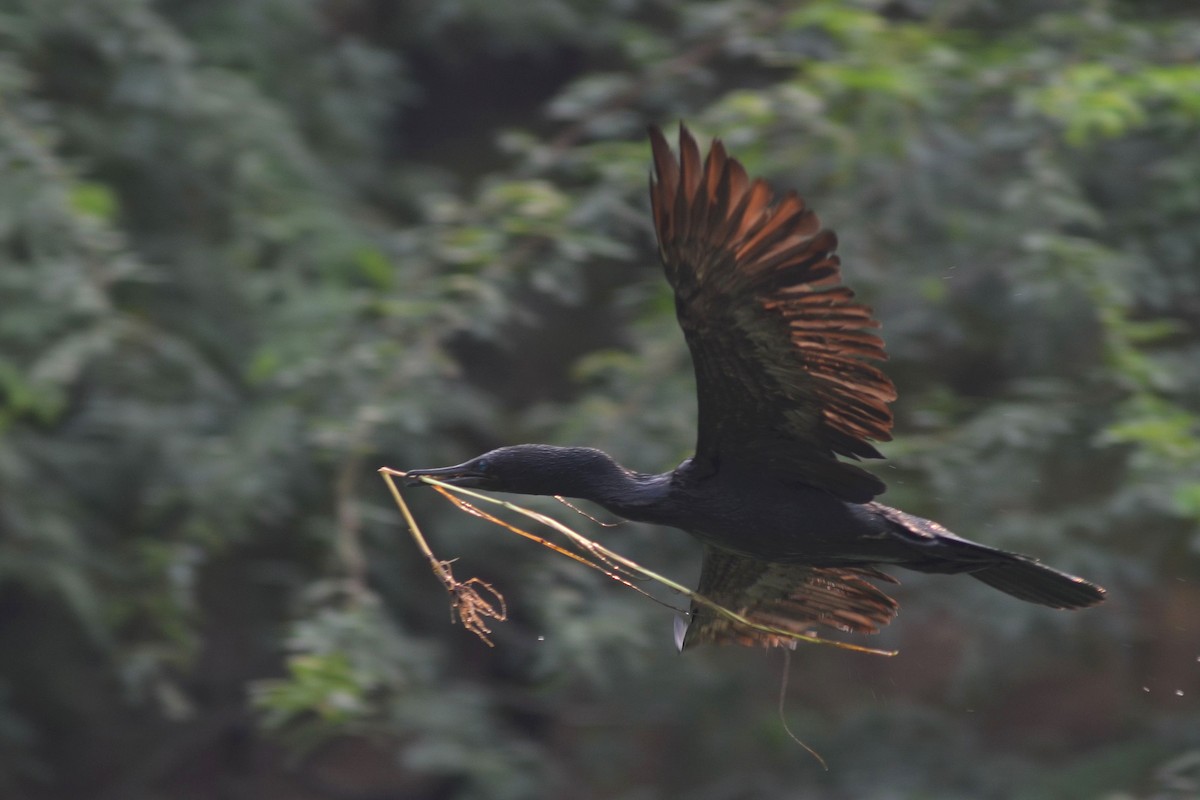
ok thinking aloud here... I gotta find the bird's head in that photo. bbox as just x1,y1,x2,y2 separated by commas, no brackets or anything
405,444,624,498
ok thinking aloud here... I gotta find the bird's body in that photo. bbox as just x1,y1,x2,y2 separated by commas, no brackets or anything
408,125,1105,648
531,448,913,565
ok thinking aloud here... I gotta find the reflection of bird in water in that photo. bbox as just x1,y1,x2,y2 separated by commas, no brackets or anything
408,125,1106,649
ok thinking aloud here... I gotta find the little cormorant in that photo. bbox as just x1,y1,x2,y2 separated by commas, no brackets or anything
408,125,1106,649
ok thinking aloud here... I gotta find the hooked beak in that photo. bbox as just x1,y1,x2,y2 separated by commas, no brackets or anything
404,462,487,488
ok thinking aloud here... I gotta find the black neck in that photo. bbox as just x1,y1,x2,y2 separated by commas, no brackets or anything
577,468,673,522
518,447,673,521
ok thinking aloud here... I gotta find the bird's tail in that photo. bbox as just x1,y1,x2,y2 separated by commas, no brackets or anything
876,505,1105,609
967,555,1105,609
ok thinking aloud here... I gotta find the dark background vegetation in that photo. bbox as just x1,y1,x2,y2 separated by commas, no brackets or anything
3,0,1200,797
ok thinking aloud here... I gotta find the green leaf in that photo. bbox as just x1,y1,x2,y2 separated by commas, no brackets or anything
68,181,118,222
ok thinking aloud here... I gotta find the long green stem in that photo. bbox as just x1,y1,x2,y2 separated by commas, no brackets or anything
379,467,896,657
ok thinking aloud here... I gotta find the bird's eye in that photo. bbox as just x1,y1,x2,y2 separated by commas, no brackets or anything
475,458,490,473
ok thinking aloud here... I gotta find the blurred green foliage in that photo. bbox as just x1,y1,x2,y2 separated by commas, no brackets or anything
1,0,1199,798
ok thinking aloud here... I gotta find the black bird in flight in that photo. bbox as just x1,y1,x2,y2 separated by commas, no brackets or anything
408,125,1106,649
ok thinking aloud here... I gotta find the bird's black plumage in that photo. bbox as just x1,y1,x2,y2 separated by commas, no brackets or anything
408,125,1106,649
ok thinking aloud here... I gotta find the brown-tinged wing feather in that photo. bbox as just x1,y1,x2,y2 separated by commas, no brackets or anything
677,546,900,650
649,124,896,502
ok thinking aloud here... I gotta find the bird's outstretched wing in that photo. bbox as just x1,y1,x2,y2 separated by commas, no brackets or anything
649,124,895,502
677,546,899,650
